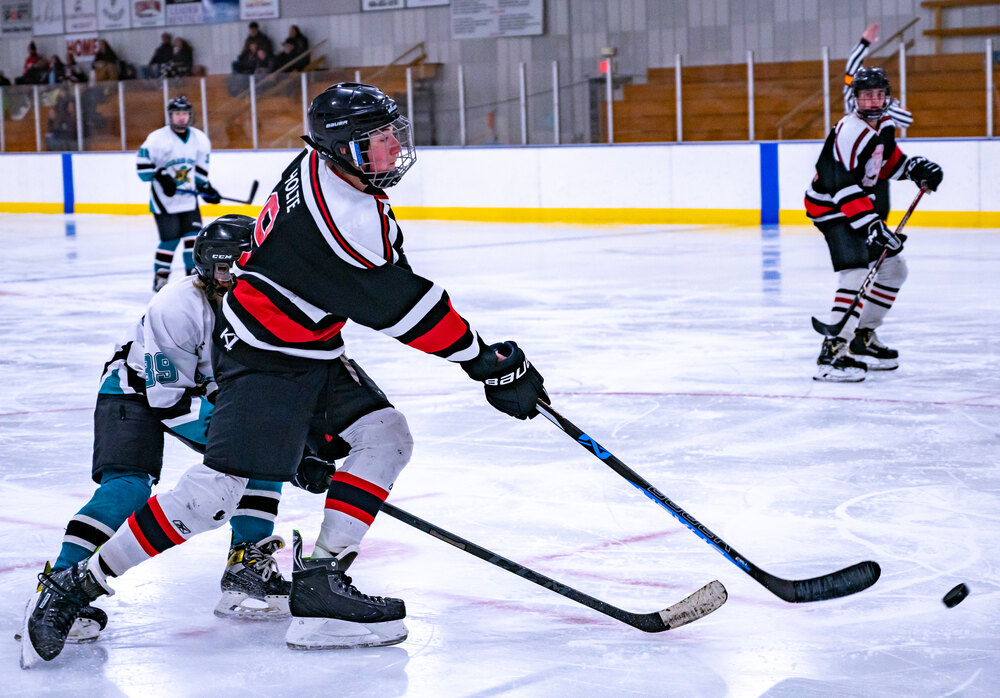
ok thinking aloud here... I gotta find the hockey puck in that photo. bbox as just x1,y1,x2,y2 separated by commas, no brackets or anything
942,583,969,608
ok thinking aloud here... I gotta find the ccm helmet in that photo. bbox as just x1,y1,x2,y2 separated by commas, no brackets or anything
850,67,891,120
303,82,415,188
167,95,194,133
193,214,254,285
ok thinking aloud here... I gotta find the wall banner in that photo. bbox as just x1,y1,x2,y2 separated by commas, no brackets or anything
98,0,131,30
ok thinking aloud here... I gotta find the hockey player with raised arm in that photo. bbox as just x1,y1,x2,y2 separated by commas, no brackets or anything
136,96,222,292
19,216,293,668
20,82,548,664
844,23,914,130
805,67,942,382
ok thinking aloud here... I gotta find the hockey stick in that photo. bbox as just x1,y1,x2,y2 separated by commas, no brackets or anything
811,186,927,337
535,400,880,602
380,502,727,632
175,179,260,205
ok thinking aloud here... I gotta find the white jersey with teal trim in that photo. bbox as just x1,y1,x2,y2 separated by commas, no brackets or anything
136,125,211,215
98,275,216,446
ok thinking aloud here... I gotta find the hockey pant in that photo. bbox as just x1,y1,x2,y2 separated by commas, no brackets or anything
829,255,908,339
91,463,247,582
315,408,414,557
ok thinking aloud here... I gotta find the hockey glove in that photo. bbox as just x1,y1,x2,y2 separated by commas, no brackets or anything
196,180,222,204
154,168,177,197
462,341,548,420
866,219,902,251
903,156,943,192
292,454,335,494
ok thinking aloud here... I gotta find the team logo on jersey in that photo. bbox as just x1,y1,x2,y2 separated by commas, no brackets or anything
173,166,191,184
220,327,238,351
862,144,884,187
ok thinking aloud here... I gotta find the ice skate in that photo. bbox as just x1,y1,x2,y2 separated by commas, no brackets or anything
849,328,899,370
20,560,113,668
214,535,291,620
285,530,407,650
14,563,108,645
814,337,867,382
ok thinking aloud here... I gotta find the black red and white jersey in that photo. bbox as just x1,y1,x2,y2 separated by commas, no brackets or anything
218,148,483,365
804,113,908,230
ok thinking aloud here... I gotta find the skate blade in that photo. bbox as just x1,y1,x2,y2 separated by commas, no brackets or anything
850,354,898,371
285,617,407,650
214,591,290,621
19,594,45,669
814,366,866,383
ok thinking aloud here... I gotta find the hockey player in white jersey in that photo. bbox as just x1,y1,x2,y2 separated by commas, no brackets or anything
19,216,290,669
136,96,221,292
805,67,942,381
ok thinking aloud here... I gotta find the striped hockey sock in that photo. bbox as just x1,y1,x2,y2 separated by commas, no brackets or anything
229,480,282,547
314,471,390,556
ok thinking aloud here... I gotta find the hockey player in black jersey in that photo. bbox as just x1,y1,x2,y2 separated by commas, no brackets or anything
804,67,942,381
21,83,547,663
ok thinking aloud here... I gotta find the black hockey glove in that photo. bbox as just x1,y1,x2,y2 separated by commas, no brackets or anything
154,168,176,197
903,156,943,192
865,219,902,251
197,180,222,204
461,341,548,420
292,454,336,494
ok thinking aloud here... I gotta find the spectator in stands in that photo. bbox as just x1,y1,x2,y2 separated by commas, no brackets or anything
63,54,87,83
46,55,65,84
232,40,258,75
243,21,273,58
286,25,309,69
0,71,11,86
45,93,78,151
93,39,120,81
163,37,194,78
253,46,276,74
148,32,173,78
17,42,50,84
273,40,300,73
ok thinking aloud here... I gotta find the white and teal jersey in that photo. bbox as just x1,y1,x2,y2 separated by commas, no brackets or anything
99,275,217,446
136,125,211,215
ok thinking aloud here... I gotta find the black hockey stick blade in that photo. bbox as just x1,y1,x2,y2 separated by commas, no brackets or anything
242,179,259,205
536,399,881,603
175,179,259,205
380,502,727,632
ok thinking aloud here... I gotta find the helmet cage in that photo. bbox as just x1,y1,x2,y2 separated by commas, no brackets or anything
851,68,891,120
347,114,415,189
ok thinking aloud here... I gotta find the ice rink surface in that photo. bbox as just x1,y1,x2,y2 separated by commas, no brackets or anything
0,213,997,697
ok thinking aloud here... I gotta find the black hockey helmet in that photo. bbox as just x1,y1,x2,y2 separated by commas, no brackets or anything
302,82,416,188
193,214,254,285
167,95,194,133
851,67,891,119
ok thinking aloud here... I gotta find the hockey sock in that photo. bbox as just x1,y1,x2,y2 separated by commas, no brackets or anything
181,231,198,273
314,408,412,556
830,267,868,339
155,238,180,277
229,479,282,547
858,255,908,330
94,464,247,578
53,472,153,571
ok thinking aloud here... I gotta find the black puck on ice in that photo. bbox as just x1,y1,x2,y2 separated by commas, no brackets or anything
942,583,969,608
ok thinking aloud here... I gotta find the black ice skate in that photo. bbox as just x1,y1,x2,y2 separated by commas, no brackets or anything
14,563,108,645
214,535,291,620
814,337,867,382
285,530,407,650
20,559,113,668
849,328,899,370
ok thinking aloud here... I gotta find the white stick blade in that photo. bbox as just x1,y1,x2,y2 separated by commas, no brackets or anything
658,580,727,630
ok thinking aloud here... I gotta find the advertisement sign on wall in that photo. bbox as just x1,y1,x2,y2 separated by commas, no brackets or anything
98,0,131,30
131,0,164,27
65,32,101,61
203,0,238,24
0,0,33,35
240,0,277,20
34,0,65,35
166,0,202,25
64,0,98,33
452,0,543,39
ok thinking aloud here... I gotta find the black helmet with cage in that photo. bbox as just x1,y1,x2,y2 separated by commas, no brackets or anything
851,67,891,120
167,95,194,134
302,82,415,188
193,214,253,295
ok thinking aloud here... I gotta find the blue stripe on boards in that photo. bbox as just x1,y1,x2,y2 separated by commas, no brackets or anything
759,142,778,225
62,152,74,214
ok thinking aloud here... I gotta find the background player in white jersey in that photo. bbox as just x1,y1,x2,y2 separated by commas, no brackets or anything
20,83,548,664
19,216,291,668
805,67,942,382
136,96,221,292
844,23,913,129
